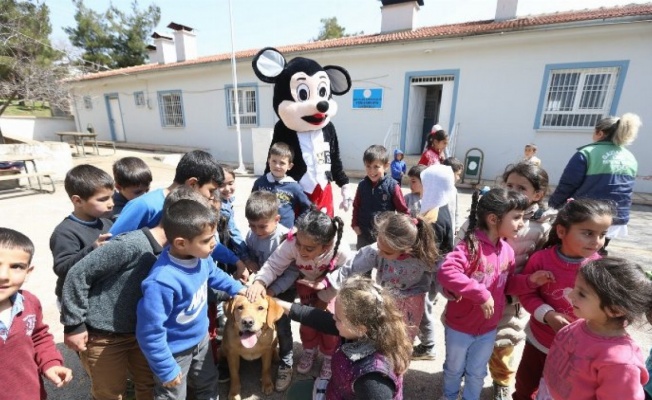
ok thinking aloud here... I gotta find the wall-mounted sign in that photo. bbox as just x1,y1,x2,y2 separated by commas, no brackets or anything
352,88,383,109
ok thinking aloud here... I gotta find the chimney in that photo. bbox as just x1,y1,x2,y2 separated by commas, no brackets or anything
168,22,197,62
380,0,424,33
146,44,157,64
495,0,518,21
151,32,176,64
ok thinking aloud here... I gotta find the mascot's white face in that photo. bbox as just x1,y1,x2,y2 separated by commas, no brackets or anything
278,71,338,132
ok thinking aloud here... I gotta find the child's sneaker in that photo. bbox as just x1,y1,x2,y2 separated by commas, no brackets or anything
275,365,293,392
312,377,329,400
297,349,316,374
492,382,510,400
412,343,436,360
319,355,332,380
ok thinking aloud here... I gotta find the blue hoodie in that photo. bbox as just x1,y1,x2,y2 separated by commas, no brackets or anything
390,149,407,180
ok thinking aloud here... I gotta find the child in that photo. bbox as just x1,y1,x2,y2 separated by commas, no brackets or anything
0,227,73,399
390,149,407,184
489,161,554,399
404,164,426,217
513,198,615,400
217,165,249,261
136,199,246,399
317,212,438,342
246,210,351,380
438,188,552,400
50,164,114,302
352,145,408,250
538,257,650,400
111,156,152,220
442,157,463,233
251,142,312,229
418,127,448,166
244,191,299,391
523,144,541,166
277,276,411,400
110,150,223,235
60,187,212,399
412,164,456,360
548,113,641,255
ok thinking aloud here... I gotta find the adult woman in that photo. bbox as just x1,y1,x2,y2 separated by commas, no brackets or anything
548,113,642,254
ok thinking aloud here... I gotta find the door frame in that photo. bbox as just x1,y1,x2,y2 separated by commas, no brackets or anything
104,93,126,141
400,69,460,152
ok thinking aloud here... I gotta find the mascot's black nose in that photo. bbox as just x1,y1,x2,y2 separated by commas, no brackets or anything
316,101,329,113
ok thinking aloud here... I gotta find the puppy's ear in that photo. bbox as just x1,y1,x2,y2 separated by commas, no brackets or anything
224,298,237,321
266,296,285,328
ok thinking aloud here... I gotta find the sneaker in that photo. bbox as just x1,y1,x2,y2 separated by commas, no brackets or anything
217,362,230,383
297,349,316,374
492,382,510,400
319,356,332,380
412,344,436,360
275,365,293,392
313,377,329,400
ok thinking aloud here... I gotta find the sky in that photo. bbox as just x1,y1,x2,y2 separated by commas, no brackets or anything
47,0,648,57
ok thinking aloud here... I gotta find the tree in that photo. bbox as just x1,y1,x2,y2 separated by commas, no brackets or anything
313,17,363,41
0,0,69,143
64,0,161,70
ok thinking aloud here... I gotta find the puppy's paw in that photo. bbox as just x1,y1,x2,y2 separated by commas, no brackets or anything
228,394,241,400
262,380,274,395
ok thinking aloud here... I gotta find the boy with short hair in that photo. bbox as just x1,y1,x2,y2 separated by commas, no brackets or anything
244,191,299,392
110,150,223,236
50,164,114,302
251,142,312,229
523,143,541,166
61,187,212,400
390,148,407,184
0,227,73,399
351,144,408,249
111,156,153,220
404,164,426,217
136,199,246,399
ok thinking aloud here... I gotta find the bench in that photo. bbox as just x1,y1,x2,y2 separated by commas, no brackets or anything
0,170,56,193
83,139,116,156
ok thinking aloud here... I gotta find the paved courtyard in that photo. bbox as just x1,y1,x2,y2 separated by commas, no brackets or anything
1,148,651,399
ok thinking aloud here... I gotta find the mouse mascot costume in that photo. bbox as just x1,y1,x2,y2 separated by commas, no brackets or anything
252,47,353,217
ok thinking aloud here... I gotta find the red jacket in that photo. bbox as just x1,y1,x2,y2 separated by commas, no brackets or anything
0,290,63,400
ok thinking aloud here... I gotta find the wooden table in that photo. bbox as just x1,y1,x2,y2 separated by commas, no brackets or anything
56,131,99,157
0,154,55,193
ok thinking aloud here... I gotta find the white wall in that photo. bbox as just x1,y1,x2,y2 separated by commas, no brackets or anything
0,116,76,142
68,20,652,193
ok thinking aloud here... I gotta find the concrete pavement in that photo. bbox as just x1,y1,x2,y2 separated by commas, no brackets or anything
1,148,651,399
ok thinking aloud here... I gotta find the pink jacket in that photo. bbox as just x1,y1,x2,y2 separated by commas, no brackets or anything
520,246,600,352
438,230,529,335
538,319,648,400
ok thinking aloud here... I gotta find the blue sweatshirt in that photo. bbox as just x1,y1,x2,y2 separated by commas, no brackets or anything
390,149,406,180
220,197,249,259
251,172,312,229
110,188,166,235
136,249,244,382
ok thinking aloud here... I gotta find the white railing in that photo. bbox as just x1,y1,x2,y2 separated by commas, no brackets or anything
383,122,401,152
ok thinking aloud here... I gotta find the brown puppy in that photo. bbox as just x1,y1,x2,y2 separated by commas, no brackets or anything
222,294,284,400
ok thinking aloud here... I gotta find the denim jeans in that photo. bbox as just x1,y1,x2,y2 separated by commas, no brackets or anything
443,325,497,400
418,291,439,347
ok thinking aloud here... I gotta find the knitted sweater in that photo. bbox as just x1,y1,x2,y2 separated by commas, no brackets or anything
251,172,312,229
49,214,113,299
61,228,163,334
519,246,600,353
0,291,63,400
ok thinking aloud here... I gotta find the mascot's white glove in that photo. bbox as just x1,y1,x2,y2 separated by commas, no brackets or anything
339,183,353,212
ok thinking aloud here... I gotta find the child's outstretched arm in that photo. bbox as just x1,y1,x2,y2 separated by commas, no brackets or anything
247,240,296,301
316,246,376,302
267,264,301,297
274,298,339,336
506,270,555,296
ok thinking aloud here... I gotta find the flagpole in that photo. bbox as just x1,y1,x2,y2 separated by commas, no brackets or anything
228,0,246,173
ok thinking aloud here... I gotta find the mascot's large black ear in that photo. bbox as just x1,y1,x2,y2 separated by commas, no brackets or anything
324,65,352,96
252,47,286,83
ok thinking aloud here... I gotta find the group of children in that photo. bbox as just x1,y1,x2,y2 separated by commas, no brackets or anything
2,125,652,400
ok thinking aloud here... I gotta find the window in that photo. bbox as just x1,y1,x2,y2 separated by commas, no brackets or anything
83,96,92,110
134,91,145,107
535,61,628,129
157,90,185,127
226,86,258,126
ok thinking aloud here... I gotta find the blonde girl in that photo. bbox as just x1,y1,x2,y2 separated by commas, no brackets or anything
276,276,412,400
246,210,350,380
314,212,438,341
538,258,651,400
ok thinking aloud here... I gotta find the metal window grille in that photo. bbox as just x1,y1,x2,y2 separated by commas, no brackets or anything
227,87,257,126
411,76,454,84
541,67,619,128
134,91,145,107
158,91,184,127
83,96,92,110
